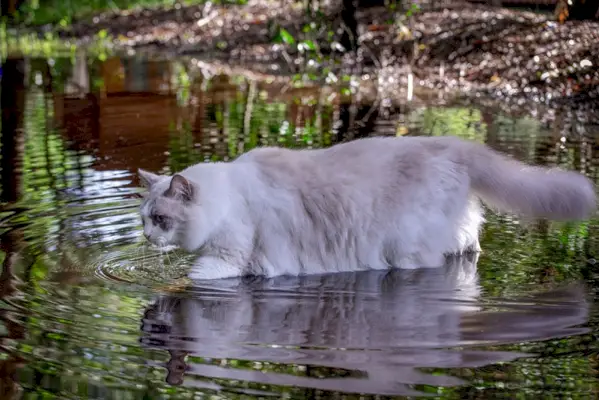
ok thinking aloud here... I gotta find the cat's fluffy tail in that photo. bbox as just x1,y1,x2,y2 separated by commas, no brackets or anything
461,141,597,220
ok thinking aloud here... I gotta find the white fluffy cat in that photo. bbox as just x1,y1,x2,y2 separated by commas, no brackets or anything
137,136,596,280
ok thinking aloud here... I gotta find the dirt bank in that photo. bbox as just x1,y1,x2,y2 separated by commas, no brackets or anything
54,0,599,109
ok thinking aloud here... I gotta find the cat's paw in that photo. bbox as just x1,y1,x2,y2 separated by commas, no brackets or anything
188,269,222,280
156,277,192,292
188,259,242,280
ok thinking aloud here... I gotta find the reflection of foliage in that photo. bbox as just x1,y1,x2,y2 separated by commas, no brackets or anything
167,75,333,171
478,212,591,297
167,120,201,173
12,283,174,398
421,343,598,398
20,89,70,251
2,55,599,399
410,107,486,142
0,25,75,59
171,61,191,106
409,105,595,297
0,27,114,65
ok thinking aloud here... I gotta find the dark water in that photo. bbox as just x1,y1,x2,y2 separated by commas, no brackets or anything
1,53,599,399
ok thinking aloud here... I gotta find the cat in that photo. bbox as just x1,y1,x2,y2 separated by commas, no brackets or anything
137,136,596,280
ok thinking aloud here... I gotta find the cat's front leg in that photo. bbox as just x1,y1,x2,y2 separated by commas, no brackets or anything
189,256,243,280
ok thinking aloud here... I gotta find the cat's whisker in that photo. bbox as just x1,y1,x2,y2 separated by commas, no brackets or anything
171,250,184,267
135,241,145,257
156,243,171,276
131,243,141,269
163,249,173,269
141,243,149,270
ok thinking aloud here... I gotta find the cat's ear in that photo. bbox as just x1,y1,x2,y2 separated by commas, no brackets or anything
165,174,194,202
138,169,161,188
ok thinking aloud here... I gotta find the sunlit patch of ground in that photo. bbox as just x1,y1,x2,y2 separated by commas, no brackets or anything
10,0,590,118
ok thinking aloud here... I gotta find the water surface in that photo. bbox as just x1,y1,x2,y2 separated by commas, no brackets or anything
1,53,599,399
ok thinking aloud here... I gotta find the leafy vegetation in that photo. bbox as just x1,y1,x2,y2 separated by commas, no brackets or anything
11,0,247,26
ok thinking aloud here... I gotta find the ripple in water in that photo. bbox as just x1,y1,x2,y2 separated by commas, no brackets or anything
95,244,196,286
138,253,590,396
0,54,597,398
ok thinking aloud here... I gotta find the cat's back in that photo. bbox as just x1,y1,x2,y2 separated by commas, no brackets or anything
236,136,432,166
317,135,461,160
234,136,461,189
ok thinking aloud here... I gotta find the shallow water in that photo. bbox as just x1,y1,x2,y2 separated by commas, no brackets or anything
1,53,599,399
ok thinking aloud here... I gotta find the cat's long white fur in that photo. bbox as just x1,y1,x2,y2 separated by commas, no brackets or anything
138,136,596,280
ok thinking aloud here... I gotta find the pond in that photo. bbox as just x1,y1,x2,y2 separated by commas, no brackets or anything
1,52,599,399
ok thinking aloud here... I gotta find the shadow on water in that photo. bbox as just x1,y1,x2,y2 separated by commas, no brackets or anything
0,51,598,398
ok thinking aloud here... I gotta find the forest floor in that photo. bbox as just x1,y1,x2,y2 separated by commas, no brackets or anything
47,0,599,111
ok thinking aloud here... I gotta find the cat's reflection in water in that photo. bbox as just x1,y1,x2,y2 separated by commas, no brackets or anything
140,253,589,396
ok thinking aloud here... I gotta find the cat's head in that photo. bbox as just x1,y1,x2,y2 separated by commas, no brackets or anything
137,169,195,248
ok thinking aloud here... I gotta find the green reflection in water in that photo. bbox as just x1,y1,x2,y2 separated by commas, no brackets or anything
0,54,598,399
